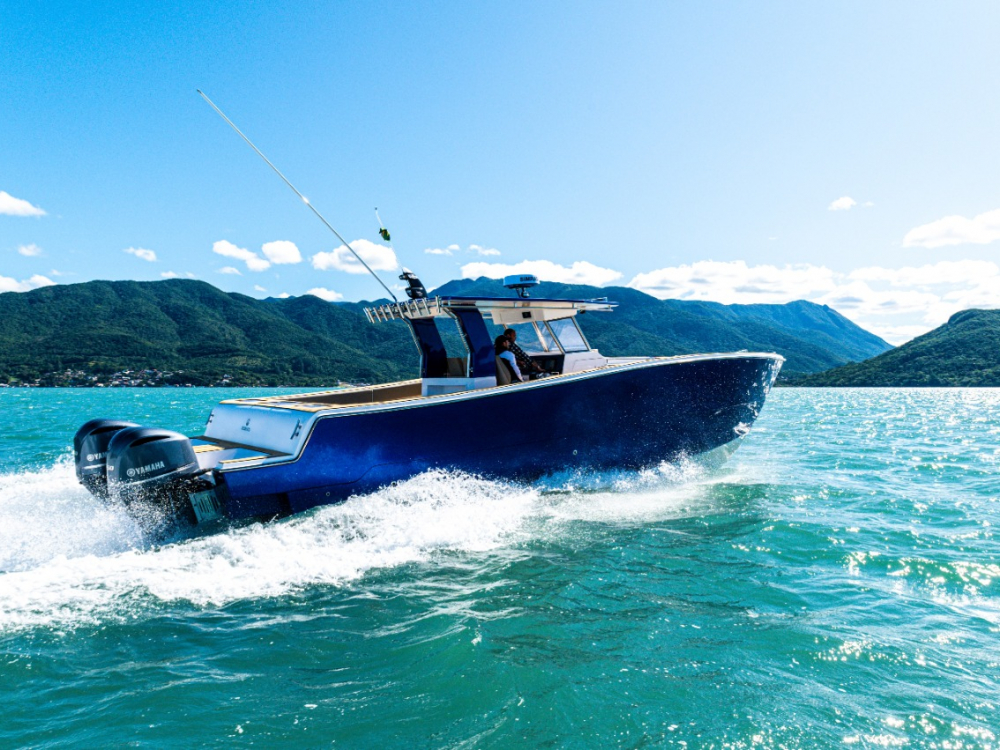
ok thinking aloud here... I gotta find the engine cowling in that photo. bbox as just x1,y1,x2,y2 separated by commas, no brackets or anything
74,419,140,498
106,427,200,491
106,427,207,525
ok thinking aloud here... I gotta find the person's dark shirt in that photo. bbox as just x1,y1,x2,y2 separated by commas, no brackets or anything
508,340,534,371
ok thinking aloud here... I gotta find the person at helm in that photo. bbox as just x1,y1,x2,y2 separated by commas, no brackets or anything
504,328,544,378
494,335,522,383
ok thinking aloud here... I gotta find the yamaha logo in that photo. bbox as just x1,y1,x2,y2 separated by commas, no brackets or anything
125,461,166,478
86,451,107,462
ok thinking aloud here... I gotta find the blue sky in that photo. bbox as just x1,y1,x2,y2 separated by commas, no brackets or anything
3,1,1000,343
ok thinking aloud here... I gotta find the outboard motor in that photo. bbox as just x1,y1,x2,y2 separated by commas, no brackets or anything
106,427,209,527
74,419,140,498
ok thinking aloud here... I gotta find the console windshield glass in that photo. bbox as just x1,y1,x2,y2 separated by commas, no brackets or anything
547,318,588,352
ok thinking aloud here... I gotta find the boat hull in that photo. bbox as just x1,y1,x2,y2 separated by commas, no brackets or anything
217,354,781,519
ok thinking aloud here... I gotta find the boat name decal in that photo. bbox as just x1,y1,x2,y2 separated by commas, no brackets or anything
126,461,166,478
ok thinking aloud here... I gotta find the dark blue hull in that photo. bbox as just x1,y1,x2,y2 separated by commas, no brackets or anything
218,355,780,520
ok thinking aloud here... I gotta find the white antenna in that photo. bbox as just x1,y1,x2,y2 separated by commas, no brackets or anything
197,90,399,303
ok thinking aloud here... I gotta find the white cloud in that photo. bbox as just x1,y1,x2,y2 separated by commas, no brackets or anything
828,196,857,211
470,244,501,256
277,292,291,299
254,285,267,292
218,266,242,275
628,258,1000,345
850,259,999,287
0,274,56,293
124,247,157,262
425,243,500,257
819,280,942,320
161,271,195,279
0,191,45,217
461,259,622,287
311,239,398,274
17,243,42,257
902,207,1000,248
31,274,55,288
213,240,271,272
306,287,344,302
261,240,302,265
630,261,839,304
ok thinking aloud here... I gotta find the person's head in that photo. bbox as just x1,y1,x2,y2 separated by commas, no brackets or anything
504,328,517,342
494,335,510,354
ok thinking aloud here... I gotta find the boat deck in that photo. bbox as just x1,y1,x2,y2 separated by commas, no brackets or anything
216,352,782,415
218,359,630,413
220,379,426,413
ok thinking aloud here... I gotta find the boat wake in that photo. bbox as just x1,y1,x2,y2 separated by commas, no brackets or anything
0,456,739,633
0,458,146,573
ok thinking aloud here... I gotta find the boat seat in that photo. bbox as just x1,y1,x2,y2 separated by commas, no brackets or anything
495,356,512,386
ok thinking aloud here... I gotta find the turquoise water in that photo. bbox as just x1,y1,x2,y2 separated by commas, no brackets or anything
1,388,998,748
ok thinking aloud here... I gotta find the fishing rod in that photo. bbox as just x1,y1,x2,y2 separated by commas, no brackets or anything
197,90,399,303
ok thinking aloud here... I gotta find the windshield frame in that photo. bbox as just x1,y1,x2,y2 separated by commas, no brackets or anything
545,317,590,353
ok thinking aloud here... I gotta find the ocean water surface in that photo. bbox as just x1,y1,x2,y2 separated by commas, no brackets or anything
0,387,998,748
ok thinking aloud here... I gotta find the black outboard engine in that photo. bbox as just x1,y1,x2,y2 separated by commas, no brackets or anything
74,419,140,498
106,427,209,527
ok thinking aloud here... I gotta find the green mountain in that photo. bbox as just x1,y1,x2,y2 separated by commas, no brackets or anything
0,280,415,386
0,278,890,386
793,309,1000,387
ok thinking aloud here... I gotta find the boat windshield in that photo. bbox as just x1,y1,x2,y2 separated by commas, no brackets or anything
504,322,555,353
533,322,559,352
548,318,589,352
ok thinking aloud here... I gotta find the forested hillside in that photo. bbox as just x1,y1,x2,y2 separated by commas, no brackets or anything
793,309,1000,387
0,278,891,386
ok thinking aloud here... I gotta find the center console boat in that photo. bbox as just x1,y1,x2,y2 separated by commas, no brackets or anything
74,274,782,534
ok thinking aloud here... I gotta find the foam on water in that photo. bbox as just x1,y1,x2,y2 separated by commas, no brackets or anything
0,459,721,633
0,458,145,572
538,457,712,523
534,451,772,528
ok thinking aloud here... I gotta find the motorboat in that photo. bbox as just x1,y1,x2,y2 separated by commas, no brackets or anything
73,93,783,533
74,273,783,534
